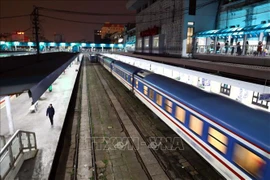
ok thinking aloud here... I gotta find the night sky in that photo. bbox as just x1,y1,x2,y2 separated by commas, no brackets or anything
0,0,135,42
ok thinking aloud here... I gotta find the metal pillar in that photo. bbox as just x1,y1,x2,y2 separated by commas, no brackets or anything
32,7,40,56
5,96,15,135
102,47,104,52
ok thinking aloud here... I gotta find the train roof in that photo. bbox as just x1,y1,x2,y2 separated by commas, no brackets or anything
114,61,142,74
103,57,115,63
144,74,270,152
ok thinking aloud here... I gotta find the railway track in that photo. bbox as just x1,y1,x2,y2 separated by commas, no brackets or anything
97,63,225,180
92,63,167,180
84,57,98,180
70,56,98,180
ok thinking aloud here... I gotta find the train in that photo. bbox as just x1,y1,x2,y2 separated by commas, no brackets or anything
97,55,270,180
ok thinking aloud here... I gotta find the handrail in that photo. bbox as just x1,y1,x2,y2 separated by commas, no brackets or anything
0,130,37,180
0,135,6,149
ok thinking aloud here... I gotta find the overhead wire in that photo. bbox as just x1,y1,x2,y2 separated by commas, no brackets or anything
37,6,137,16
37,0,218,20
39,14,112,25
22,27,32,32
39,13,180,26
37,6,178,17
38,1,214,25
35,0,220,31
0,14,30,19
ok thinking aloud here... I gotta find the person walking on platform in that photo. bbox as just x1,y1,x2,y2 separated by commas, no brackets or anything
46,104,55,126
216,42,220,54
244,41,249,55
236,42,242,56
257,41,263,56
224,41,229,54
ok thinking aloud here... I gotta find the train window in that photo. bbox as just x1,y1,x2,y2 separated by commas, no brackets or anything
165,99,173,113
208,127,228,154
220,83,231,96
252,91,269,109
144,86,148,95
156,93,162,106
135,80,138,88
149,89,154,100
233,144,266,178
189,115,203,136
131,77,133,83
175,106,185,123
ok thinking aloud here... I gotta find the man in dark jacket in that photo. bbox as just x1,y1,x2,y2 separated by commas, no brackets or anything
46,104,55,126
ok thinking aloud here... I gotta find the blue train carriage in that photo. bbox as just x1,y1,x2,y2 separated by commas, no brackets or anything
89,54,98,63
133,72,270,180
112,61,143,91
97,54,104,64
102,57,115,72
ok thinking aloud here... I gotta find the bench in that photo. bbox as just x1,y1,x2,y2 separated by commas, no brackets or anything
29,101,38,113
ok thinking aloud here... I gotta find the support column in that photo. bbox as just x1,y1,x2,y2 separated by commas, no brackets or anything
259,32,264,42
214,36,217,53
5,96,15,135
205,37,208,53
102,47,104,52
242,34,247,55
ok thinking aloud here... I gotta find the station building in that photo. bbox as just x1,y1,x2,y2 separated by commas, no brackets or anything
127,0,219,57
126,0,270,57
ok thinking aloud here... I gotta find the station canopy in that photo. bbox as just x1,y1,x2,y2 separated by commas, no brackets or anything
0,52,78,103
195,23,270,38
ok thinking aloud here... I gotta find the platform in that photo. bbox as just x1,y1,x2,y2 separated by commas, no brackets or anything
113,52,270,85
0,60,81,179
193,53,270,66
